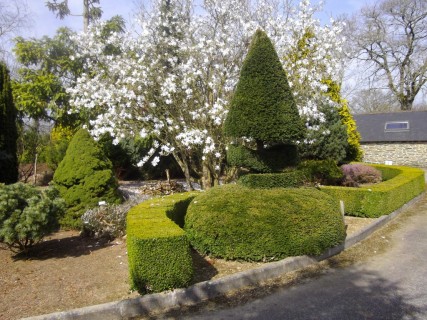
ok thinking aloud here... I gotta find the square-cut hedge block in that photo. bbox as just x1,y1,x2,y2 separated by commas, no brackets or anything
126,192,198,294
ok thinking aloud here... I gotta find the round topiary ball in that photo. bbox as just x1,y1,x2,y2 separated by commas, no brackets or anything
185,185,346,261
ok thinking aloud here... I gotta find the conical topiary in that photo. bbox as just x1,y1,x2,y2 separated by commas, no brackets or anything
224,29,305,148
53,128,122,229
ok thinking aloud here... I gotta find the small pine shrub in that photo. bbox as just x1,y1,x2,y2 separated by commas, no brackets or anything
0,183,65,252
298,159,344,186
53,129,122,229
341,164,382,186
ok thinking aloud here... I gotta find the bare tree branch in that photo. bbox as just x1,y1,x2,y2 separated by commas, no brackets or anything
345,0,427,110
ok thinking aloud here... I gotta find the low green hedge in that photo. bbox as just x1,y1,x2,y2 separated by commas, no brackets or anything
321,164,425,218
185,185,346,261
126,192,198,294
239,170,306,189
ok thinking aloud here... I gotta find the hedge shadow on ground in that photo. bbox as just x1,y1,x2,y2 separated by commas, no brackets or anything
190,248,219,283
10,234,110,261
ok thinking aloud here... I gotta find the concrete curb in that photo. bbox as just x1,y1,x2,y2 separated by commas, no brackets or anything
22,193,425,320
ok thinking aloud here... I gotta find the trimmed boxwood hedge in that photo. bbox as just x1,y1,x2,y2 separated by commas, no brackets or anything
185,185,346,261
239,170,306,189
321,164,425,218
126,192,198,294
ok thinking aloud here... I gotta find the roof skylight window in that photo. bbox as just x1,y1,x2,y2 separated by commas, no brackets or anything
384,121,409,131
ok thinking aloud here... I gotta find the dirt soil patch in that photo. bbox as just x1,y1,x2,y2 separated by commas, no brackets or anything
0,214,374,320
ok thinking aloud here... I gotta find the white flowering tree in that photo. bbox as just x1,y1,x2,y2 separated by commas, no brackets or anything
67,0,346,189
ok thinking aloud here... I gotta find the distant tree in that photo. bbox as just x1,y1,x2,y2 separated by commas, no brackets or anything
350,88,400,114
46,0,102,32
13,28,82,127
0,62,18,184
53,129,122,229
346,0,427,110
13,17,126,128
224,29,305,151
0,0,31,60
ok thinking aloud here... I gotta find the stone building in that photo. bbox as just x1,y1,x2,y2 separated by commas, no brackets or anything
353,111,427,168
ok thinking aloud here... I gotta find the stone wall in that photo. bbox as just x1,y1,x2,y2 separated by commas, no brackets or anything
361,142,427,168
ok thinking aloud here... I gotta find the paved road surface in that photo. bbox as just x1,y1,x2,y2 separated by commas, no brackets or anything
175,193,427,320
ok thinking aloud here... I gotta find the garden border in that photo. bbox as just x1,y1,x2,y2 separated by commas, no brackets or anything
23,192,424,320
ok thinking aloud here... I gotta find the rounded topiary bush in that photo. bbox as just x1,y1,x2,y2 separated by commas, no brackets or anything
53,129,122,229
185,185,346,261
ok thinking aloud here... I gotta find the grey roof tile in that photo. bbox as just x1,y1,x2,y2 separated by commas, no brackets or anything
353,111,427,142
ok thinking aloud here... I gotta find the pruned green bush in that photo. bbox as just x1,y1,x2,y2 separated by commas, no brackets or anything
239,170,306,189
53,129,122,229
224,30,305,145
321,164,425,218
224,29,304,173
0,183,65,252
227,144,298,173
126,192,198,294
185,185,346,261
298,159,344,186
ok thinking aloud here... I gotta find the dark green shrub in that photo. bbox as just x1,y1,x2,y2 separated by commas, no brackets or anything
298,159,344,185
239,170,306,189
0,62,18,184
53,129,122,229
0,183,65,252
224,29,304,172
227,144,299,173
185,185,346,261
298,102,348,163
322,164,425,218
126,192,198,294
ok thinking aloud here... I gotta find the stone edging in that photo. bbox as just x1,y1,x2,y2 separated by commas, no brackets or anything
22,193,424,320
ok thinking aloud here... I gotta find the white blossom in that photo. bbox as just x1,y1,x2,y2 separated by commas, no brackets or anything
66,0,345,187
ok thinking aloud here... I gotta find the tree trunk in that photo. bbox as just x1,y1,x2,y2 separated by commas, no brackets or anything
399,96,414,111
201,162,213,190
83,0,89,32
34,153,38,185
172,151,193,191
256,139,264,151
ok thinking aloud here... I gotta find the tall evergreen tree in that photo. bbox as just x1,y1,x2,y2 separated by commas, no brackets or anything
224,29,305,150
0,62,18,184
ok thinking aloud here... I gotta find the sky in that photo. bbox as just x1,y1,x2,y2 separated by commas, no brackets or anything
22,0,367,39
